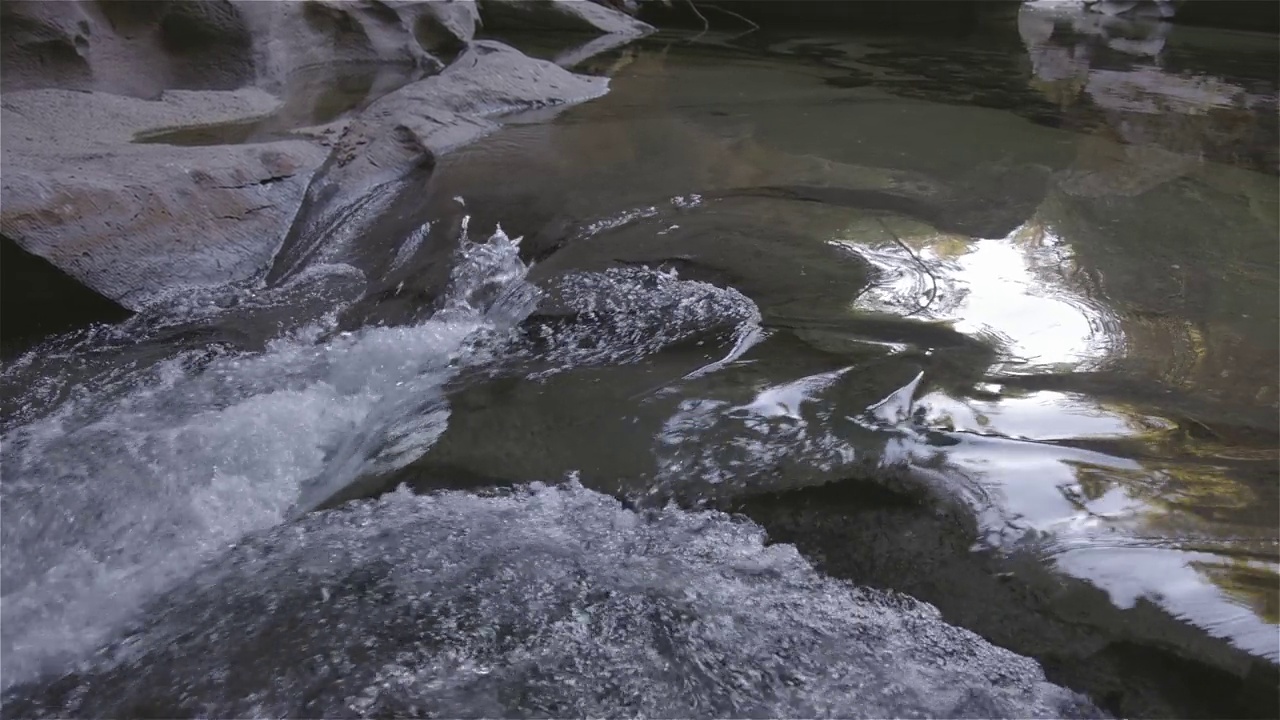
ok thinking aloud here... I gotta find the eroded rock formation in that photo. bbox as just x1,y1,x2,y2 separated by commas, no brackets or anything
0,0,649,313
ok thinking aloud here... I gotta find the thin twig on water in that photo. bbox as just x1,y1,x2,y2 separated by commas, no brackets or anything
877,216,939,317
702,3,761,32
684,0,710,40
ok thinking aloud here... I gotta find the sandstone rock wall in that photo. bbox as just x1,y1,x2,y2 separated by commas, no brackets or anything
1,0,651,314
0,0,478,97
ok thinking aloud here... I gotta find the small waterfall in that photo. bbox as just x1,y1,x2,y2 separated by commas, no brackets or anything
0,220,539,691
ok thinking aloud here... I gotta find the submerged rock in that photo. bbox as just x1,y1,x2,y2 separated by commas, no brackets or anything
731,477,1280,720
1,483,1105,719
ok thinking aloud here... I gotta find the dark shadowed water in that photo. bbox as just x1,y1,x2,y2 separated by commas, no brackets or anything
2,5,1276,718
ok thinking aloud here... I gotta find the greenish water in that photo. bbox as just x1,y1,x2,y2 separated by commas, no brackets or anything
425,13,1279,669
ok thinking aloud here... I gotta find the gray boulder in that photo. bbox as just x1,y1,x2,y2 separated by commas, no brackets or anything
0,2,642,313
269,40,610,281
0,0,96,93
0,89,330,309
1023,0,1278,32
1082,0,1176,20
328,39,610,184
1018,0,1277,192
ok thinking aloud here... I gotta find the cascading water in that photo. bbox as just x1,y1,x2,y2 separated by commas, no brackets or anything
0,219,540,692
0,206,778,698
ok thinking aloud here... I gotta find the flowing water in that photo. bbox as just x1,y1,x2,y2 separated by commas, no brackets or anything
2,7,1277,718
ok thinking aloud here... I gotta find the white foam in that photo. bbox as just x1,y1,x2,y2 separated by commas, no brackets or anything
3,483,1100,719
527,266,762,379
654,368,861,494
0,224,537,691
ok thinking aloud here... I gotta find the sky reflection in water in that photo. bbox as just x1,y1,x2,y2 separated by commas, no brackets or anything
847,214,1278,660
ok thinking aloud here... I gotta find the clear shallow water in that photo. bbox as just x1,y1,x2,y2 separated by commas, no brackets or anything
426,17,1279,665
1,6,1276,717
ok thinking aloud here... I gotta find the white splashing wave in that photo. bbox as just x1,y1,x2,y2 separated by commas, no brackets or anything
526,266,762,380
654,367,862,494
0,224,537,691
0,261,369,432
1,482,1103,720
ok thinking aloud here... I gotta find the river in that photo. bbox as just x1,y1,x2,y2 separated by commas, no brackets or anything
2,6,1276,718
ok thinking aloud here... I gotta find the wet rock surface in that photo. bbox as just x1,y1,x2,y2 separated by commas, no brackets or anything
267,40,610,284
1,3,1275,719
726,477,1280,720
0,88,329,310
0,0,626,315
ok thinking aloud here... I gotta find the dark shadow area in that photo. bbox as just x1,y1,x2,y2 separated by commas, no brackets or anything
153,0,255,91
640,0,1022,35
1173,0,1280,33
1,236,132,360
